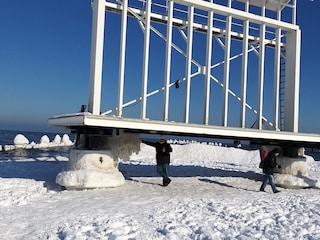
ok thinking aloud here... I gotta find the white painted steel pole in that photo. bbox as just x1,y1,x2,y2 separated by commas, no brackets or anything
163,0,174,122
88,0,106,115
284,29,300,132
203,8,213,125
240,0,249,128
184,5,194,124
222,0,232,127
117,0,128,117
292,0,297,25
273,9,281,130
141,0,152,119
257,3,266,130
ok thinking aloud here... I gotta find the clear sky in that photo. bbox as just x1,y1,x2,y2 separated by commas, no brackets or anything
0,0,320,134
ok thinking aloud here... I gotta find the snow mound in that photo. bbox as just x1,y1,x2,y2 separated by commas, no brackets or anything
56,149,125,189
53,134,62,144
62,134,73,145
39,135,50,147
2,133,74,151
14,134,30,146
274,173,320,188
56,169,125,189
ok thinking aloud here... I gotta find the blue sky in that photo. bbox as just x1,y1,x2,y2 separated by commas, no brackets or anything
0,0,320,134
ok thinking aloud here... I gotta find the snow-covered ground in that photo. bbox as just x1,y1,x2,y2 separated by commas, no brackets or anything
1,141,320,239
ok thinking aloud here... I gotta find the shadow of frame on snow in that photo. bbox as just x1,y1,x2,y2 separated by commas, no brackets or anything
119,162,262,180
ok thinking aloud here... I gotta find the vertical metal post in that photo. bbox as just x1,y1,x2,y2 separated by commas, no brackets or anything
184,5,194,124
240,0,249,128
88,0,105,115
163,0,173,122
283,0,300,133
257,2,266,130
292,0,297,25
222,0,232,127
284,29,300,132
117,0,128,117
141,0,152,119
273,8,281,130
204,7,213,125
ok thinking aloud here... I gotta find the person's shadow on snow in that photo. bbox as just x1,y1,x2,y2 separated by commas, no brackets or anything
198,178,262,192
119,162,262,180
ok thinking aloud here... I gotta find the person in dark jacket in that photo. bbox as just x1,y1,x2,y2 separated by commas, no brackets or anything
142,136,173,186
259,148,281,193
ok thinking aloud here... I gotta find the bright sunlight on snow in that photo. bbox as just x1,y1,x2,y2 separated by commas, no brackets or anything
1,138,320,239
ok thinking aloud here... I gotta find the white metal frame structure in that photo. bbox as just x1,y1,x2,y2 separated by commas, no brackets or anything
49,0,320,146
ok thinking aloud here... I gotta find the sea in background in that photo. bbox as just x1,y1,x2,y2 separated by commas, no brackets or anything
0,129,75,146
1,129,319,161
0,130,233,147
0,129,75,161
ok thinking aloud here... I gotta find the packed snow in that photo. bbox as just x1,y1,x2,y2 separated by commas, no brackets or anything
1,139,320,239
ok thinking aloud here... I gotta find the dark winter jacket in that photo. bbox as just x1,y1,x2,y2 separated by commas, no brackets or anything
262,149,279,175
142,140,172,165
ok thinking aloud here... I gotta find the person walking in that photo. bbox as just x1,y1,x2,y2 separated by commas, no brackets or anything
259,148,281,193
142,136,173,186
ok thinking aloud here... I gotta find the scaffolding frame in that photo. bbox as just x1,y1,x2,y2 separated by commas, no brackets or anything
87,0,299,133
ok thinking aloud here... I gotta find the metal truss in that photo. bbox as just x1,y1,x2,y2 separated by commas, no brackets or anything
89,0,299,132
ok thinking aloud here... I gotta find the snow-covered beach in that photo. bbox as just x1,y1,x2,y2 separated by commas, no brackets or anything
1,136,320,239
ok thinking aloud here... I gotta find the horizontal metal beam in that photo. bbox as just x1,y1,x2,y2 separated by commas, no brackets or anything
174,0,298,31
49,114,320,147
104,2,284,47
